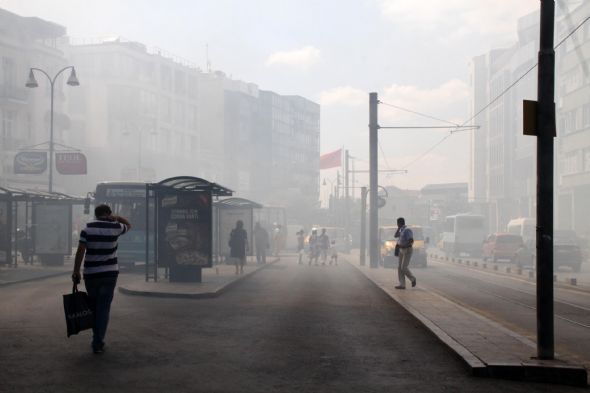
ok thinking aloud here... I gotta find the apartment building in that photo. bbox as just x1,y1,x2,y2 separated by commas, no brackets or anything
0,8,70,191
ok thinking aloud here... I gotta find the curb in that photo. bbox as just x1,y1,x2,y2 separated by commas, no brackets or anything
428,251,590,293
0,270,70,287
345,258,588,387
118,258,281,299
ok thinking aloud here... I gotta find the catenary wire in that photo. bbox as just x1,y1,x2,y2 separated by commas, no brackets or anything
397,14,590,170
378,101,461,127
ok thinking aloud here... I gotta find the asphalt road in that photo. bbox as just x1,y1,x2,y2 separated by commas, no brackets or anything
417,255,590,370
0,256,581,393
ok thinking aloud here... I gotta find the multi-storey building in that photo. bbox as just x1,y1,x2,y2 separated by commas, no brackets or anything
1,8,321,212
65,38,210,195
556,0,590,236
0,9,70,191
258,91,320,211
469,11,539,232
470,3,590,237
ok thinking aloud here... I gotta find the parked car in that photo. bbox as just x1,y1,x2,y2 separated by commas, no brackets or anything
482,233,524,263
379,225,429,268
554,230,582,272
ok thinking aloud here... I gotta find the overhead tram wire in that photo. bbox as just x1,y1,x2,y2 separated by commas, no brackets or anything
378,101,461,127
392,14,590,170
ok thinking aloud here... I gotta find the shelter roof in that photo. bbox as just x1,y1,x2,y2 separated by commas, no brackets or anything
215,197,263,209
154,176,233,196
0,187,84,202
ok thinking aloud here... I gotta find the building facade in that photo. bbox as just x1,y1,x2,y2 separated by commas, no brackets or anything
0,9,70,192
556,0,590,237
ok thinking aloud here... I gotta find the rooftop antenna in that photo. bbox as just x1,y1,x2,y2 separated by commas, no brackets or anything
206,44,212,73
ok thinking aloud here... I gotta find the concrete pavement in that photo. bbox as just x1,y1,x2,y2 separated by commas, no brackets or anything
346,255,588,387
0,259,72,286
118,258,280,298
3,254,586,393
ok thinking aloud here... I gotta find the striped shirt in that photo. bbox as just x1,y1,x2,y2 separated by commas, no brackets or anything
80,220,129,278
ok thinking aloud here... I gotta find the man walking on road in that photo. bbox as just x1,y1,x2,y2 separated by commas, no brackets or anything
72,204,131,354
394,217,416,289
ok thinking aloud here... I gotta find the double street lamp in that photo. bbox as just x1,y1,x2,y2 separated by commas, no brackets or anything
26,66,80,193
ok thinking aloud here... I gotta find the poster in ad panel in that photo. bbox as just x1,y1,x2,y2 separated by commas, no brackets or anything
33,204,71,255
157,191,212,268
0,201,9,263
218,208,253,257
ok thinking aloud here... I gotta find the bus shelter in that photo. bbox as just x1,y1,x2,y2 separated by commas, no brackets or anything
214,197,263,263
145,176,232,283
0,187,84,267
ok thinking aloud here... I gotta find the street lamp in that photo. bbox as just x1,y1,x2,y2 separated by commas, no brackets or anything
26,66,79,193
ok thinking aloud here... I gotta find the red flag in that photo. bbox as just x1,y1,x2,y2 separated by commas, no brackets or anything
320,149,342,170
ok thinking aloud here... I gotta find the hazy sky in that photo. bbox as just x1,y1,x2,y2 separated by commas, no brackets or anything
1,0,542,191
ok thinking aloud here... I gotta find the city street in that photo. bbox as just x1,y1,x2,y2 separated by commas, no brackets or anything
417,255,590,370
0,255,579,393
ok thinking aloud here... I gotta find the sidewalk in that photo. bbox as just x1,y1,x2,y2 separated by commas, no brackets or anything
344,255,588,387
118,257,279,299
0,259,73,286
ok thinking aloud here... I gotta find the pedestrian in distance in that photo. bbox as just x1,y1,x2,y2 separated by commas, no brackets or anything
296,229,305,264
394,217,416,289
229,220,248,275
254,222,269,265
329,239,338,266
319,228,330,266
308,229,319,266
72,204,131,354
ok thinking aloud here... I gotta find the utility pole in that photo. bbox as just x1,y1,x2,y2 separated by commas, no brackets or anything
360,186,367,266
536,0,556,360
345,150,350,238
369,92,379,268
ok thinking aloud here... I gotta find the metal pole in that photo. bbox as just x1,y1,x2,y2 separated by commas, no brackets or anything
352,158,356,200
369,92,379,268
360,187,367,266
49,80,55,193
536,0,555,360
345,150,350,236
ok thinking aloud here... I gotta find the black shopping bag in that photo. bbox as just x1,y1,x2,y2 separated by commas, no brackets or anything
63,284,94,337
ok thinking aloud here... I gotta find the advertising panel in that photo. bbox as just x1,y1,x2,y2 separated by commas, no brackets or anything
0,201,9,263
33,204,71,255
56,152,87,175
157,191,212,268
218,208,253,257
14,151,47,174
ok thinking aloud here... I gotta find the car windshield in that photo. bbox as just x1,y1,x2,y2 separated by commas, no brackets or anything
381,228,397,240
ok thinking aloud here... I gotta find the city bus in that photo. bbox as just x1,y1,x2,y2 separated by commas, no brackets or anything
94,182,148,266
440,213,486,257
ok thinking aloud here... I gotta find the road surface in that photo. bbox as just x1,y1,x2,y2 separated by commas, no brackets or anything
0,256,581,392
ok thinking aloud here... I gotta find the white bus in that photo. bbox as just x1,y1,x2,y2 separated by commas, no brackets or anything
441,214,486,257
507,217,535,249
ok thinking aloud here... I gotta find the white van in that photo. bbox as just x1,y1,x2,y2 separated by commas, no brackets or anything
441,214,486,257
507,218,535,249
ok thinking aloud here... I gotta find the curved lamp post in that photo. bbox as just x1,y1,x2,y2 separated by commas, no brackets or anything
26,66,79,193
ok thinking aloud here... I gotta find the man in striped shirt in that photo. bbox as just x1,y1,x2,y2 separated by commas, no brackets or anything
72,204,131,354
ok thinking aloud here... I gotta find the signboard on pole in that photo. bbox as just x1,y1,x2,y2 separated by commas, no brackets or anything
218,208,253,257
0,201,9,263
56,152,87,175
33,203,71,255
14,152,47,174
157,191,212,268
